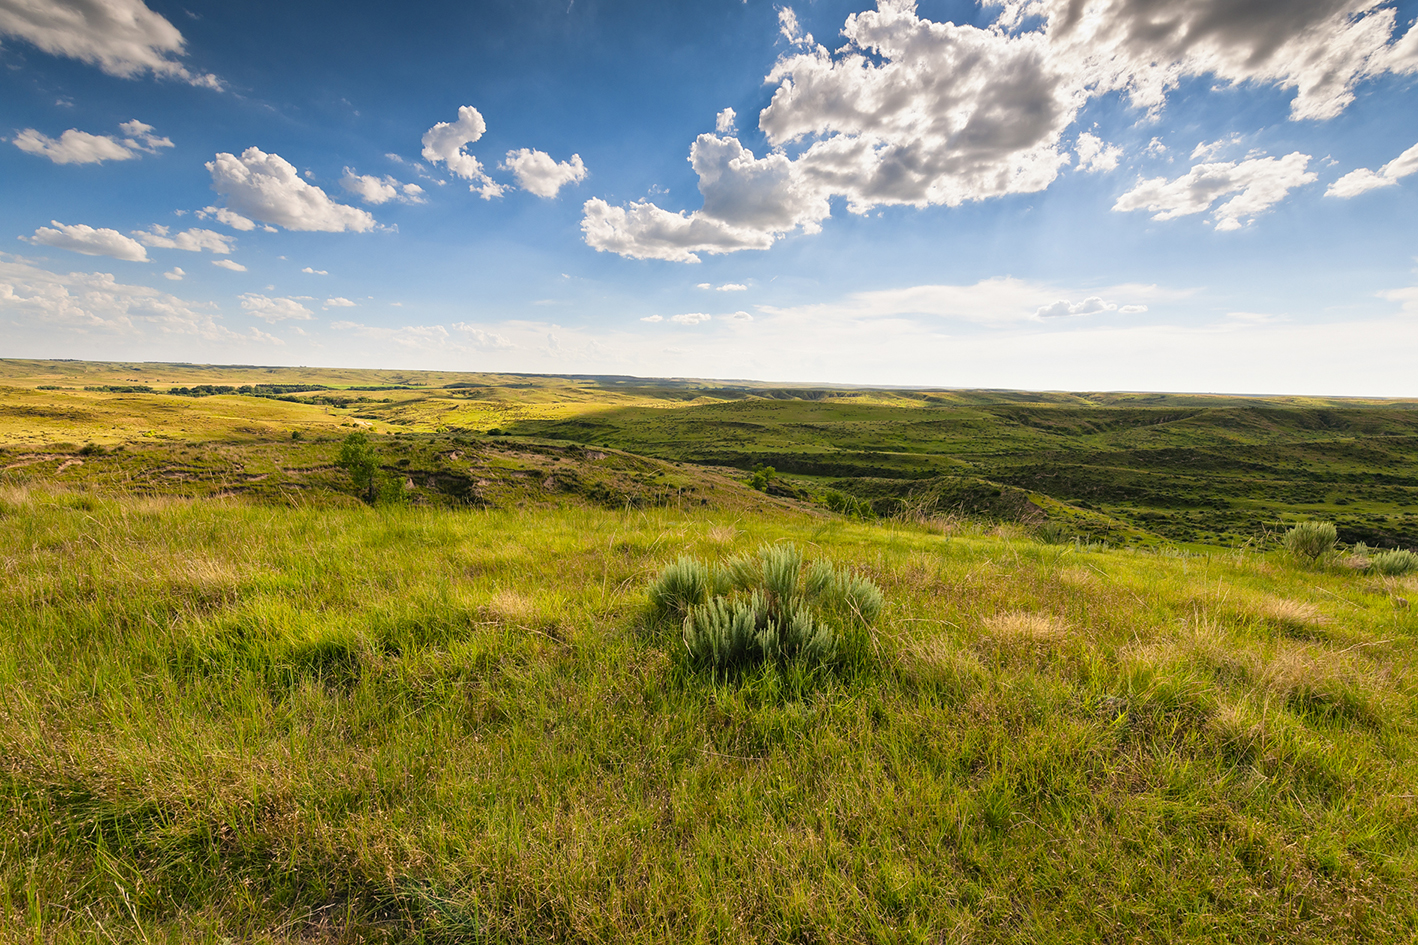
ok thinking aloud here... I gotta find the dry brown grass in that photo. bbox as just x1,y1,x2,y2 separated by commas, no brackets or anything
1124,616,1395,728
1208,699,1265,751
1125,618,1254,684
1258,642,1392,722
1055,566,1100,589
481,588,542,625
897,633,987,691
705,523,737,546
0,483,32,507
982,611,1069,643
1242,592,1328,627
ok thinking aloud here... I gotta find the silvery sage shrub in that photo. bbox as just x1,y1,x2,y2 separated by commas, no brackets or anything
647,543,883,671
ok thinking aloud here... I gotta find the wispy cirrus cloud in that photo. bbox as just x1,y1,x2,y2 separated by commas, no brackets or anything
758,277,1169,325
239,294,312,321
0,253,261,342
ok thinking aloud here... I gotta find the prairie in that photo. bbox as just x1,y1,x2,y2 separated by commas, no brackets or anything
2,360,1417,942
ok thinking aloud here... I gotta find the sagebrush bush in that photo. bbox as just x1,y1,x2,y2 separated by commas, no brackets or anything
648,556,722,619
1283,521,1337,561
1369,548,1418,576
647,543,884,671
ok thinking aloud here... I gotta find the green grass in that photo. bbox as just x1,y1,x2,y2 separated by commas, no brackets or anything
6,360,1418,551
2,485,1416,942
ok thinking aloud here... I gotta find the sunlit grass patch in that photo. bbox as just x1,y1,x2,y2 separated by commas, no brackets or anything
982,610,1069,643
2,488,1417,942
1243,593,1328,628
1258,641,1395,726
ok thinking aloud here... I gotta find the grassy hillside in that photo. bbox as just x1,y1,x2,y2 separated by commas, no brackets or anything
4,359,1418,550
504,399,1418,549
2,486,1415,942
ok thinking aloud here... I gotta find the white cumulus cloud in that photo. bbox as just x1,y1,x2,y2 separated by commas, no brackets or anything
582,133,830,262
715,107,737,134
996,0,1418,122
0,0,221,87
1113,152,1318,230
206,148,376,232
339,169,426,205
779,7,809,45
301,266,327,275
584,0,1418,261
452,322,514,348
1327,141,1418,197
502,149,587,198
1075,133,1122,173
11,119,171,164
670,312,712,325
163,267,183,280
0,254,252,339
582,196,779,263
239,293,313,322
421,105,503,198
324,297,355,307
13,127,130,164
133,225,234,254
1035,296,1146,318
211,259,246,271
196,206,257,231
25,221,148,261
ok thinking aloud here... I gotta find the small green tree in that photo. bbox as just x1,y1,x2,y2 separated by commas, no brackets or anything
336,431,380,503
748,464,776,491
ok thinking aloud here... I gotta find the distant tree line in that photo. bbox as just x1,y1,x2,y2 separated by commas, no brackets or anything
79,383,422,398
166,384,331,397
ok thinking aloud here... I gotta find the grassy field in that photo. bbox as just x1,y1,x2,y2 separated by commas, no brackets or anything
3,360,1418,941
2,485,1416,943
5,358,1418,550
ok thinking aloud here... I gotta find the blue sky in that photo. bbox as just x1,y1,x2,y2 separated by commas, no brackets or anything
2,0,1417,394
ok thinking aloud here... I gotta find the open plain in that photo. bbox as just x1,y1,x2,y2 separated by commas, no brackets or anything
2,359,1416,943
